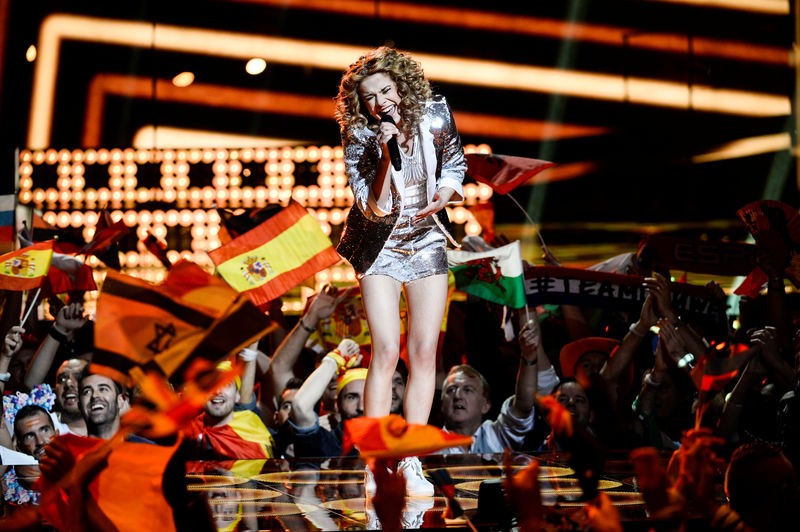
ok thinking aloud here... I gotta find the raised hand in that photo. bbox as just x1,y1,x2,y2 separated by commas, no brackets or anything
2,325,25,359
55,302,89,334
644,272,677,321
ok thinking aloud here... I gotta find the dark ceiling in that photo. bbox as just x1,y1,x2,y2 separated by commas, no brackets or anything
0,0,796,230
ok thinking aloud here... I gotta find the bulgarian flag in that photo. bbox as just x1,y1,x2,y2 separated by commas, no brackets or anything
447,240,526,308
208,201,340,310
0,240,54,290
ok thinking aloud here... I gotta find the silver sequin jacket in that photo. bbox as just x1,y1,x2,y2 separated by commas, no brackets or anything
336,95,467,273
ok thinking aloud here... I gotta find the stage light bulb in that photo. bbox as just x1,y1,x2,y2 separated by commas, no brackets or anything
246,58,267,75
172,71,195,87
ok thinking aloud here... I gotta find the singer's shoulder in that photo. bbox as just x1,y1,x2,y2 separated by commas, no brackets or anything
425,94,449,109
343,123,376,144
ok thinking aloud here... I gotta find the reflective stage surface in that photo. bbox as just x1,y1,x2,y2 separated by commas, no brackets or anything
185,452,651,531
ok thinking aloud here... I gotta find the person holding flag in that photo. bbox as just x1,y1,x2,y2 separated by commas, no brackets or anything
334,46,466,496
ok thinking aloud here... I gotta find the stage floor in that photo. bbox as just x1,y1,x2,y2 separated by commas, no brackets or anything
185,451,652,531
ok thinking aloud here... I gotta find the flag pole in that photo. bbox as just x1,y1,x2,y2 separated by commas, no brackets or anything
506,192,548,253
20,287,41,328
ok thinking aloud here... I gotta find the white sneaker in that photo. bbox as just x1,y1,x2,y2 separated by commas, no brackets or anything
401,495,435,528
398,456,434,497
364,465,377,498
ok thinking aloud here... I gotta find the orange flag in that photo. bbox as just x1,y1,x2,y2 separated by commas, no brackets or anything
208,201,340,310
92,260,272,386
343,415,472,458
36,433,180,532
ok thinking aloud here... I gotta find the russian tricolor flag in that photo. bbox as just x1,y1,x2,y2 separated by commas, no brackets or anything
0,195,15,253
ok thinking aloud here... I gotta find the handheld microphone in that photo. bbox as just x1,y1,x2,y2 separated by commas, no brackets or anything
380,113,402,171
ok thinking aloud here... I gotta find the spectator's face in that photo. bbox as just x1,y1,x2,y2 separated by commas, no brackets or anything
16,411,55,459
575,351,607,381
390,370,405,415
441,371,490,427
206,381,239,420
338,379,365,421
55,359,87,416
79,374,123,426
274,388,297,426
556,382,592,428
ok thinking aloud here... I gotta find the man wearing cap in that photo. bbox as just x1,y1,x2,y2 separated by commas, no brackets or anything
289,339,363,458
184,351,275,460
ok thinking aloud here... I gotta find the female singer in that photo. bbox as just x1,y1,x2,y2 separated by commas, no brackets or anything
334,47,466,496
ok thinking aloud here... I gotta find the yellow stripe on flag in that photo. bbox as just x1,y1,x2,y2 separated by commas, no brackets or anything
216,213,332,292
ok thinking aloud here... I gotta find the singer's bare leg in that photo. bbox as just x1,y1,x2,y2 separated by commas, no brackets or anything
402,273,448,425
360,275,402,418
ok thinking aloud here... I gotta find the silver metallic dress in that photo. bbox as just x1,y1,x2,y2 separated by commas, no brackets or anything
336,95,466,277
362,137,448,283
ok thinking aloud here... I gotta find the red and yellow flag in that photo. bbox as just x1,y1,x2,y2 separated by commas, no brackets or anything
343,415,472,458
185,409,275,459
208,201,340,310
0,240,54,290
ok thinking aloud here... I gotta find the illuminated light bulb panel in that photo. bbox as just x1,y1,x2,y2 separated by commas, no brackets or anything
18,144,494,315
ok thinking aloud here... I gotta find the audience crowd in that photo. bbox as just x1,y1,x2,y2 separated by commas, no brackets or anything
1,221,799,532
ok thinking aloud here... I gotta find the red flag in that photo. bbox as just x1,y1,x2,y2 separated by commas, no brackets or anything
79,210,130,269
142,232,172,270
468,202,495,242
466,153,556,195
691,346,756,392
733,266,769,298
41,253,97,296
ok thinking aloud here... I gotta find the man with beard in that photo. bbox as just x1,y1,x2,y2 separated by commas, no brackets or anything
78,369,128,440
1,405,57,505
24,302,91,436
52,359,88,436
184,359,275,460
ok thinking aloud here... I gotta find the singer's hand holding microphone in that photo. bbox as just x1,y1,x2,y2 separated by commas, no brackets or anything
379,113,402,171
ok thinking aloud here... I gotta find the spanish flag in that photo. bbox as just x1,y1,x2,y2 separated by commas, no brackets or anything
185,409,275,459
0,240,54,290
208,201,340,310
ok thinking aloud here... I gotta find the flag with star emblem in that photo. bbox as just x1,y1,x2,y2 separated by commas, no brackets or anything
208,201,340,310
92,260,273,386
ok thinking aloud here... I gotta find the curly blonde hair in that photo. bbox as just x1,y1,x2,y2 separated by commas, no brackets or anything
335,47,432,140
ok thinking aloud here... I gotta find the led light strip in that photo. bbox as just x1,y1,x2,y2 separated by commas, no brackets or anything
29,14,789,147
